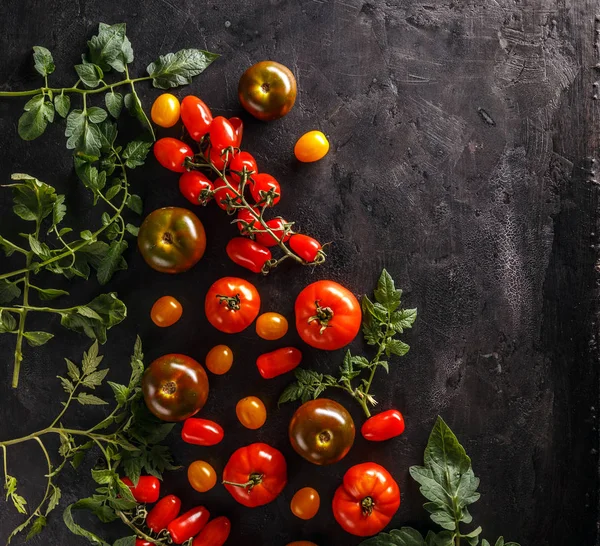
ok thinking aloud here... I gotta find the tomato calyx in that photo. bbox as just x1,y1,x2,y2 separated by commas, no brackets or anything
308,300,334,334
162,381,177,395
216,293,241,311
361,496,375,516
222,471,264,491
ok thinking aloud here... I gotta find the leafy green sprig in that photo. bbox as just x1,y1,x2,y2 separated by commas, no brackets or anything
0,339,177,545
359,417,520,546
279,269,417,416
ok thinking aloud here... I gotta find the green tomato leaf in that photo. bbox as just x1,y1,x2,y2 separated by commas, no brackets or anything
87,23,131,73
0,279,22,304
340,350,361,380
25,515,46,540
45,484,61,516
122,140,152,169
391,308,417,332
0,310,17,333
386,338,410,357
23,331,54,347
32,46,55,77
18,94,54,140
359,528,426,546
108,381,130,406
50,194,67,230
76,392,107,405
113,536,136,546
147,48,219,89
74,63,103,88
65,358,80,381
73,157,107,196
54,94,71,118
105,183,122,201
125,223,139,236
97,240,128,285
123,92,154,138
65,110,102,157
81,368,109,389
126,194,143,215
105,91,123,118
374,268,402,312
7,173,57,222
97,120,118,152
63,501,111,545
87,106,108,124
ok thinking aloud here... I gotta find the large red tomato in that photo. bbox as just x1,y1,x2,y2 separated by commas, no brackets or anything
205,277,260,333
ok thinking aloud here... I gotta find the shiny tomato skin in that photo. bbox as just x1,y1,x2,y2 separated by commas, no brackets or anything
146,495,181,533
192,516,231,546
154,137,194,173
361,410,405,442
295,280,361,350
205,277,260,334
121,476,160,503
167,506,210,544
209,116,237,152
254,217,291,247
332,462,400,537
294,131,330,162
289,399,355,466
151,93,181,128
222,443,287,507
237,207,259,234
179,171,214,206
289,235,323,263
229,117,243,147
255,312,288,340
226,238,272,274
138,207,206,274
181,96,213,140
151,296,183,327
142,354,209,422
256,347,301,379
209,146,228,170
135,540,152,546
236,396,267,429
205,345,233,375
291,487,320,520
188,460,217,493
250,173,281,207
181,418,224,446
238,61,297,121
213,175,241,211
230,151,258,184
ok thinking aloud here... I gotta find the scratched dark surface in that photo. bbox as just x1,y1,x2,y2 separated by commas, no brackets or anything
0,1,599,545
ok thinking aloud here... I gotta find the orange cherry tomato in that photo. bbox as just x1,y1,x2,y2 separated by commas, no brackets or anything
151,93,181,128
205,345,233,375
256,347,302,379
294,130,329,162
151,296,183,327
188,460,217,493
236,396,267,429
290,487,320,520
192,516,231,546
255,312,288,340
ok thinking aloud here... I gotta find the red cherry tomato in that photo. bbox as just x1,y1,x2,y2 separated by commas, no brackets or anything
289,235,323,263
154,138,194,173
213,175,241,211
209,146,228,170
222,443,287,507
229,117,243,147
181,96,213,141
332,462,400,537
237,207,259,234
192,516,231,546
181,418,224,446
250,173,281,207
136,540,152,546
121,476,160,504
255,217,291,247
361,410,405,441
209,116,237,152
256,347,302,379
230,151,258,184
146,494,181,533
179,171,214,206
295,280,361,351
205,277,261,334
167,506,210,544
226,237,272,274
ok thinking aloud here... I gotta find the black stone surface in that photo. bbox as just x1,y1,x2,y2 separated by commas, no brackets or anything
0,1,598,545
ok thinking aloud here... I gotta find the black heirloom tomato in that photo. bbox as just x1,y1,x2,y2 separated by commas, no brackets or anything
142,354,209,422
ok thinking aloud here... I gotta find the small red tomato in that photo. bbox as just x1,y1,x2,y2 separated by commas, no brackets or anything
213,176,241,211
226,238,272,274
209,146,228,170
181,418,224,446
229,117,243,147
179,171,214,206
121,476,160,504
209,116,237,152
168,506,210,544
146,494,181,533
361,410,405,441
289,235,323,263
154,137,194,173
250,173,281,207
237,207,260,234
136,539,152,546
192,516,231,546
181,96,213,140
255,217,291,247
230,151,258,184
256,347,302,379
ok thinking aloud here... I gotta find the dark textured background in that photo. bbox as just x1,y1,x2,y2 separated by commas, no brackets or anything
0,1,598,545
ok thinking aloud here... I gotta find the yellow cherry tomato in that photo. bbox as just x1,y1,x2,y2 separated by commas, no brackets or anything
255,312,288,340
294,131,329,163
290,487,320,520
150,296,183,327
188,460,217,492
205,345,233,375
236,396,267,430
151,93,181,128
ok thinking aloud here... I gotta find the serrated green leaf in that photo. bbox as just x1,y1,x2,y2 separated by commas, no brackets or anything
391,308,417,332
104,184,121,201
125,223,139,236
126,194,143,215
0,279,21,304
24,331,54,347
340,350,361,381
90,468,113,484
8,174,57,222
76,393,107,405
105,91,123,118
108,381,130,406
359,527,426,546
65,358,80,381
63,501,111,545
57,375,75,393
75,63,103,88
97,119,118,152
147,48,219,89
374,268,402,312
65,110,102,157
81,368,109,389
51,193,67,229
97,240,128,285
18,95,54,140
87,107,108,124
123,92,154,137
386,338,410,357
54,94,71,118
0,310,17,333
87,23,131,73
33,46,55,77
122,140,151,169
25,515,46,540
46,484,61,515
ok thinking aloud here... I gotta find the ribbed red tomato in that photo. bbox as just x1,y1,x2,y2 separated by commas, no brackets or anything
205,277,260,333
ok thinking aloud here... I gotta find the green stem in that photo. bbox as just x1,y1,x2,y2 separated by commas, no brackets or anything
0,239,28,255
117,510,166,545
1,445,8,487
0,427,123,448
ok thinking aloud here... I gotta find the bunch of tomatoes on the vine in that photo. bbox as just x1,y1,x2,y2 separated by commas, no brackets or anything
131,60,407,546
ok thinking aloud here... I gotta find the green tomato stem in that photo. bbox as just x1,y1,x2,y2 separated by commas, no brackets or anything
117,510,167,545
